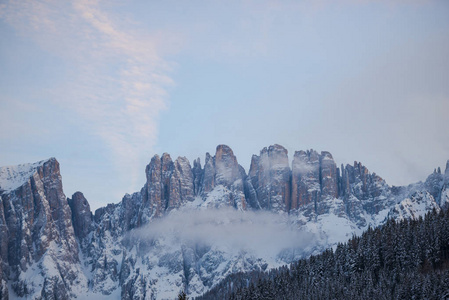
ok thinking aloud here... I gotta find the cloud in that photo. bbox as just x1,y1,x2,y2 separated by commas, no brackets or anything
292,160,319,175
129,208,315,259
0,0,174,190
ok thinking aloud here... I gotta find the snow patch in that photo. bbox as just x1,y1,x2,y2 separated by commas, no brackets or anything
0,159,50,192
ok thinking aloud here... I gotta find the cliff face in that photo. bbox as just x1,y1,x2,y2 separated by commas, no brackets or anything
248,145,291,212
1,148,448,299
68,191,93,241
198,145,247,210
291,150,321,212
142,153,195,220
0,158,86,299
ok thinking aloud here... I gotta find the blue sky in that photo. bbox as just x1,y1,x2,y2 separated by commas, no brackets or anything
1,0,448,209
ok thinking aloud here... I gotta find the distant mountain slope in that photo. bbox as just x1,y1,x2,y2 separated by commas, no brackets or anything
197,207,449,300
0,145,448,299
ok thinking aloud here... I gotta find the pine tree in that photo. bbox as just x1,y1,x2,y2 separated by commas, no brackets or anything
177,290,188,300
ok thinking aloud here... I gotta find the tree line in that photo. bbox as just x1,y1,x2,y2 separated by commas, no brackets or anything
196,208,449,299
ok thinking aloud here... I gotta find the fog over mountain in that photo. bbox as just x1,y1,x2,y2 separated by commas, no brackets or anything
129,208,315,259
0,144,448,299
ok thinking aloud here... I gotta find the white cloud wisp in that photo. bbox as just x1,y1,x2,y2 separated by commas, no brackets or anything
0,0,173,194
129,208,315,260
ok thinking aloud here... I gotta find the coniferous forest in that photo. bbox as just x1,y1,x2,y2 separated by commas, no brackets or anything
196,208,449,300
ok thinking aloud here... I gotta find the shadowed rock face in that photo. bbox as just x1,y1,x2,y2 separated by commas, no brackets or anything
319,151,338,199
201,152,216,194
214,145,241,187
140,154,195,220
200,145,247,209
1,148,447,299
68,191,93,241
439,160,449,207
290,150,339,213
249,145,291,212
291,150,321,211
0,158,82,299
0,204,7,299
424,168,443,203
340,161,390,214
192,158,203,195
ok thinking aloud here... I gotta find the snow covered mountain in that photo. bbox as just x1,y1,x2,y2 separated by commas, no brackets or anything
0,145,448,299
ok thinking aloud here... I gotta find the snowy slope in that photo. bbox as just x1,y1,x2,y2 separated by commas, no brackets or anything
0,159,48,192
1,150,448,300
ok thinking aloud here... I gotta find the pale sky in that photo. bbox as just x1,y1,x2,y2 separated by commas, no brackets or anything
1,0,448,210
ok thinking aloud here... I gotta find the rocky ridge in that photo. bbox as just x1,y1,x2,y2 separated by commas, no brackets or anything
0,145,448,299
0,159,86,299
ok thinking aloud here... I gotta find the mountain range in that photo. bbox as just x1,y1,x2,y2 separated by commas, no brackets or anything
0,144,448,299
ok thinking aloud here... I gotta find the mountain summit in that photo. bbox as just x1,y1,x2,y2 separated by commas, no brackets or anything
0,145,448,299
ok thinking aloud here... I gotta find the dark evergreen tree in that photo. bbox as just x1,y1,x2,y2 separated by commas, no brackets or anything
196,207,449,300
178,290,188,300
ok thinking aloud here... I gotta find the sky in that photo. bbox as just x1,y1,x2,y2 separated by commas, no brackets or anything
0,0,448,210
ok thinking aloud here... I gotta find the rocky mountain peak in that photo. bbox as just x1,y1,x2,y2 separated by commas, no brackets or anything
249,144,291,212
141,153,196,219
291,149,321,211
267,144,288,155
439,160,449,207
201,152,216,193
0,157,55,193
215,144,235,158
198,145,247,209
214,144,241,187
192,157,203,195
1,151,448,299
319,151,338,201
0,158,84,299
320,151,333,159
68,191,93,241
445,160,449,182
425,168,444,202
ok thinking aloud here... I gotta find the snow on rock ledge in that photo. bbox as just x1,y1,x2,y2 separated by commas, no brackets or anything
0,158,87,299
0,158,50,193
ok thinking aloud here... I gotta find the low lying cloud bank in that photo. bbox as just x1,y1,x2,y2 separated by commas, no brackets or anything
129,208,315,259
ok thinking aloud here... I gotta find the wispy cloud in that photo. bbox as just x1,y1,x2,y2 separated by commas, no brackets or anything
0,0,173,190
130,208,315,259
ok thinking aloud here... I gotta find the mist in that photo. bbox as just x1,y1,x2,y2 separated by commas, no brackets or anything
129,208,315,259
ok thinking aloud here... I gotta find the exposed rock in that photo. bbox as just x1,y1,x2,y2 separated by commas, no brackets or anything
41,276,69,300
445,160,449,182
214,145,241,187
0,194,8,281
201,153,215,194
192,158,203,195
0,158,86,299
199,145,247,210
0,278,7,300
388,191,440,221
339,163,351,198
0,243,7,300
342,161,390,214
424,169,444,203
440,160,449,207
243,175,260,209
249,145,291,212
121,192,141,231
319,151,338,199
68,191,93,241
168,156,195,210
291,150,321,211
140,154,196,221
1,150,448,299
